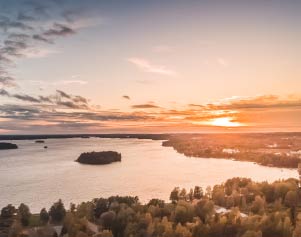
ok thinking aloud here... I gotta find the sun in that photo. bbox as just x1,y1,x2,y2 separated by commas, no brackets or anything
210,117,243,127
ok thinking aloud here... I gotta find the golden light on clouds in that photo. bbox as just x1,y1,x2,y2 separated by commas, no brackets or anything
0,91,300,133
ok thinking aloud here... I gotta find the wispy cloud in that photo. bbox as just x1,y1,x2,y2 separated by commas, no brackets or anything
22,47,59,58
122,95,131,100
43,23,75,37
0,91,301,133
0,76,16,88
127,57,176,76
131,103,160,109
54,80,88,85
0,1,92,88
0,88,90,110
27,79,88,86
209,95,301,110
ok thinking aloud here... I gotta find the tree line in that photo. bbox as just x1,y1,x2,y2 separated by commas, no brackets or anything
2,178,301,237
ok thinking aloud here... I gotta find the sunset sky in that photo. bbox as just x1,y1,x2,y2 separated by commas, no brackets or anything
0,0,300,134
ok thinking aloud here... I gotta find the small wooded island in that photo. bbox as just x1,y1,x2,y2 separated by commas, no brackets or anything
0,142,18,150
76,151,121,165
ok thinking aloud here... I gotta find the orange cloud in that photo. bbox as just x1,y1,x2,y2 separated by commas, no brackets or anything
0,93,301,133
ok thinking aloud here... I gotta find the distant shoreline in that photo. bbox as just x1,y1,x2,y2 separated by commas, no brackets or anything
0,134,170,141
1,132,301,141
1,133,301,169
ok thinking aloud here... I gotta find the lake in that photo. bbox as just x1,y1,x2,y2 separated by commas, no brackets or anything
0,138,298,212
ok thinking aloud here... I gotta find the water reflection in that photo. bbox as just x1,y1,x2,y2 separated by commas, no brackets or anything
0,138,298,212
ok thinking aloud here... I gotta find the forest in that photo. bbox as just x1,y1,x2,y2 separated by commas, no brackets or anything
162,133,301,168
2,177,301,237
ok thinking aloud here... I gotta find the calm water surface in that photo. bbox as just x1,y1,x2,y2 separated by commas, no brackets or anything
0,138,298,212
